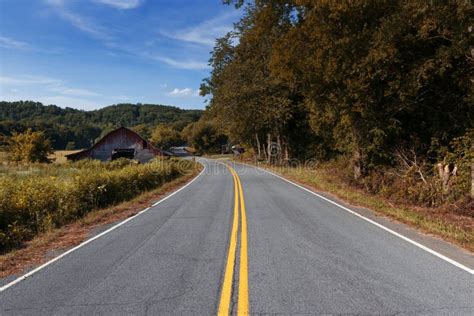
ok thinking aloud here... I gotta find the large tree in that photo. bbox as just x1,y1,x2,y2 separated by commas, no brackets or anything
270,0,473,177
202,1,314,162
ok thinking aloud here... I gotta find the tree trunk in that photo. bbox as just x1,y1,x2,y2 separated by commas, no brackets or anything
277,134,282,165
437,163,451,191
267,133,272,164
471,161,474,199
471,144,474,199
352,146,367,180
255,133,261,160
351,115,368,180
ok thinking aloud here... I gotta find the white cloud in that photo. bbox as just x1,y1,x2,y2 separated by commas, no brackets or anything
49,86,102,97
153,56,210,70
168,88,195,97
94,0,144,9
0,75,60,86
44,0,113,42
61,11,112,41
160,11,238,47
0,36,30,50
0,75,101,98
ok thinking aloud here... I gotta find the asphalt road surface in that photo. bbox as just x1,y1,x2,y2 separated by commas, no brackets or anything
0,158,473,315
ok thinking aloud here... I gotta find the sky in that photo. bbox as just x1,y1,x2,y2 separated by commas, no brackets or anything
0,0,241,110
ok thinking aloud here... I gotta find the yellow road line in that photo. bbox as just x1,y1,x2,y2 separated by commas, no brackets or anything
218,165,240,316
235,170,249,315
218,164,250,315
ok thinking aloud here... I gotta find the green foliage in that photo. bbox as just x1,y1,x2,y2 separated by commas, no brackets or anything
444,129,474,199
151,125,184,149
0,101,203,149
202,1,313,161
65,141,75,150
7,129,53,163
202,0,472,201
182,120,228,153
0,158,195,251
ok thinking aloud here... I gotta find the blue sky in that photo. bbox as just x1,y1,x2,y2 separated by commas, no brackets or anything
0,0,241,110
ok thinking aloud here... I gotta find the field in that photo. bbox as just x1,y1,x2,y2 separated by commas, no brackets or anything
1,150,83,164
49,150,82,164
0,158,197,251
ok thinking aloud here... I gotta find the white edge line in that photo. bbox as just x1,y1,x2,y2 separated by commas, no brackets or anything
0,163,206,292
237,161,474,275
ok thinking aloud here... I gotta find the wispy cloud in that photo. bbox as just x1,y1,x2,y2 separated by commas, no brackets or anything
0,36,30,50
44,0,113,42
160,11,238,47
149,55,210,70
50,86,102,97
0,75,101,98
0,75,60,86
168,88,198,97
94,0,144,9
0,74,103,109
60,11,113,41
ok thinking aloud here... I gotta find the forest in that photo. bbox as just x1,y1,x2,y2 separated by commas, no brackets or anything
197,0,473,206
0,101,203,149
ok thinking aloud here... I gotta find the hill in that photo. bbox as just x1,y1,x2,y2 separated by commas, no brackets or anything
0,101,203,149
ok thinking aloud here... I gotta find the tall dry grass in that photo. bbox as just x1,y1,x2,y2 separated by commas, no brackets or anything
0,158,195,251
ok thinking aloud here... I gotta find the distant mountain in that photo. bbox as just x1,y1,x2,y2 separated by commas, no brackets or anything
0,101,203,149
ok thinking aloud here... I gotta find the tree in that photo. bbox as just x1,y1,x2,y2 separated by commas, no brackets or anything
182,120,227,153
131,124,152,140
65,141,76,150
0,101,203,150
270,0,473,177
151,125,183,149
201,1,312,162
7,129,53,163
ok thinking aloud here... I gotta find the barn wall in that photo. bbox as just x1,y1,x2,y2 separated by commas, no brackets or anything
66,127,160,162
91,129,144,161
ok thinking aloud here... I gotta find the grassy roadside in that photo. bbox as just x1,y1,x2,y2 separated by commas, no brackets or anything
239,160,473,252
0,162,202,279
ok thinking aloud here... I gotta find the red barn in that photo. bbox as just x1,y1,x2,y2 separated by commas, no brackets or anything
66,127,163,163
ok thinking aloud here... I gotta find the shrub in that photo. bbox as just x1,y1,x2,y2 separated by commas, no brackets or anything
6,129,53,163
0,158,195,251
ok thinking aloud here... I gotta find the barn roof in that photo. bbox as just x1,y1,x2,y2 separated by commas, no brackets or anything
65,127,161,160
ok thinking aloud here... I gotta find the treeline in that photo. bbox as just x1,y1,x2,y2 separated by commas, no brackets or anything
199,0,473,203
0,101,203,149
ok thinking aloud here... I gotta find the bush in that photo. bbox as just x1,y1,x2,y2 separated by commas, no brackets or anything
319,151,472,208
6,129,53,163
0,158,195,251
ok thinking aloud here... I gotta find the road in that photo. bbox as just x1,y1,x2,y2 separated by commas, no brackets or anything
0,158,472,315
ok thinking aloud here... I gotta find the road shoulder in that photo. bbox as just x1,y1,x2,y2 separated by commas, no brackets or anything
0,164,203,286
233,160,474,271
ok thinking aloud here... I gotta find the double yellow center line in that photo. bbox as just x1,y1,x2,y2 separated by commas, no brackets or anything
218,164,249,315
